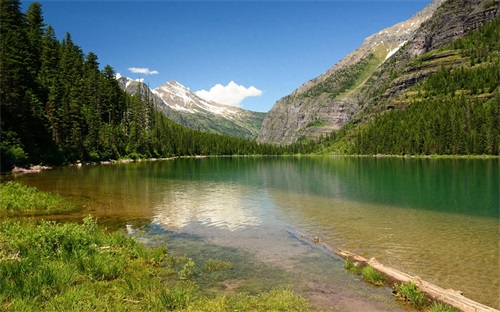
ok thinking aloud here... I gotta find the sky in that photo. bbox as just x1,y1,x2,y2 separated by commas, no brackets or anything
22,0,432,112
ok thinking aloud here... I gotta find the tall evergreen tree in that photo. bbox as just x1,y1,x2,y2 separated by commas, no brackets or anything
26,2,44,77
0,0,33,131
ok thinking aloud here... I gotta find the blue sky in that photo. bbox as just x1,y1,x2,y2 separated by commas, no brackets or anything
22,1,432,112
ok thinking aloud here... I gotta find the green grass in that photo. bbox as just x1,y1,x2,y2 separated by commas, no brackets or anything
361,266,385,286
0,184,311,311
344,258,362,274
204,259,234,271
0,217,311,311
393,281,429,309
427,301,461,312
0,181,78,216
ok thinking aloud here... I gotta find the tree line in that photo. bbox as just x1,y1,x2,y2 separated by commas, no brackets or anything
321,16,500,156
1,0,314,171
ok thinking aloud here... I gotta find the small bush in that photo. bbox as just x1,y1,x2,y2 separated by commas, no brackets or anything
0,132,28,170
362,266,385,286
88,151,100,162
394,281,429,309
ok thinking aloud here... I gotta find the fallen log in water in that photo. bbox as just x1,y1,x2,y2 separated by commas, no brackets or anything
286,228,499,312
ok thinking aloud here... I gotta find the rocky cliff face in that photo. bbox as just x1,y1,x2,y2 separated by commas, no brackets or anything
257,0,446,145
117,77,265,140
368,0,499,102
407,0,500,56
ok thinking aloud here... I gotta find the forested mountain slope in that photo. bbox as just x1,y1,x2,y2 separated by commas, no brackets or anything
258,0,499,154
257,0,446,145
322,13,500,155
0,1,282,171
259,0,499,156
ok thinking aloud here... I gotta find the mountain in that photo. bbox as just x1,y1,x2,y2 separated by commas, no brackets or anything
256,0,448,144
117,77,265,140
117,76,181,119
328,0,500,155
259,0,499,155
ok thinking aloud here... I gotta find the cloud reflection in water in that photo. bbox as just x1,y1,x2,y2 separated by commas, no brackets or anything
152,181,263,231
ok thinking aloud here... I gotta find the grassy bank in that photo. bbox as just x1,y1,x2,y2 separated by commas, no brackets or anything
0,181,79,217
0,183,310,311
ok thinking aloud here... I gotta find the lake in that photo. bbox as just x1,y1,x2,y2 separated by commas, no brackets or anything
7,156,499,309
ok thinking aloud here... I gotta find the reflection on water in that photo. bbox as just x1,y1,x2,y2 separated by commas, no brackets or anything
6,156,499,309
152,181,262,231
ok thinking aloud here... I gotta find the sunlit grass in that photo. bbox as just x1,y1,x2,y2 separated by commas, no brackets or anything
393,281,429,309
344,258,362,274
0,183,311,311
0,181,77,216
427,301,461,312
0,217,311,311
361,266,385,286
204,259,234,271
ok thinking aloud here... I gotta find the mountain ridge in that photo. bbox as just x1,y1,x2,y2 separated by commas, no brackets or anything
117,77,266,140
257,0,447,144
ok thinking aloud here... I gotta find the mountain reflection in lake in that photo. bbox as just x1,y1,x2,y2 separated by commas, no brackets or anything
8,156,499,309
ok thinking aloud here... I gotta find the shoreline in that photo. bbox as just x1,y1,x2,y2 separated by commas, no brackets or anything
287,228,500,312
5,153,498,175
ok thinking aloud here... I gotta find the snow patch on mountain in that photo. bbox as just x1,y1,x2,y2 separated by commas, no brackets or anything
153,80,241,117
385,40,408,61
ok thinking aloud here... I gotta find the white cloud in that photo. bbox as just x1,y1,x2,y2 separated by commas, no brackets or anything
195,81,262,107
128,67,159,75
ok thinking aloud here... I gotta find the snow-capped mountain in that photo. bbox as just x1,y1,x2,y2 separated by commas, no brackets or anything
117,77,265,140
154,80,242,118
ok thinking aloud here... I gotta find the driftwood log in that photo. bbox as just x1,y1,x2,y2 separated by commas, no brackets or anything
11,165,51,174
286,228,499,312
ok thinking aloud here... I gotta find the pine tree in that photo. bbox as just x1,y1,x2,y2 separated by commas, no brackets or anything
26,2,44,77
0,0,33,133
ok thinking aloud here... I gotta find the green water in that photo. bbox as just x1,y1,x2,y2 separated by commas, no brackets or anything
7,156,500,309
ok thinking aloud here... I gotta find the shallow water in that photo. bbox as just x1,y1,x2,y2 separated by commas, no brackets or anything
7,156,499,309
